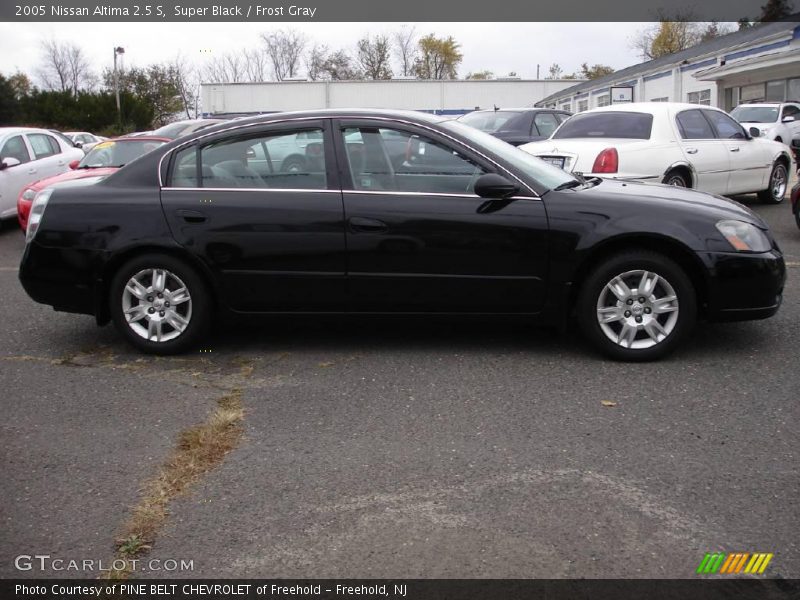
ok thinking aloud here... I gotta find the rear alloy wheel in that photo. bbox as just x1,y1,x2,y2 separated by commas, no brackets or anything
110,254,211,354
577,251,697,361
663,170,689,187
758,162,787,204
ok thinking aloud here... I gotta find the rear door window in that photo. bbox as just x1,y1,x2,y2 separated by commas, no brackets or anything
533,113,560,138
675,110,716,140
552,112,653,139
27,133,59,159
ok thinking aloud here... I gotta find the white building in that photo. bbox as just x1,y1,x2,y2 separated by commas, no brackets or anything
200,78,584,117
536,19,800,112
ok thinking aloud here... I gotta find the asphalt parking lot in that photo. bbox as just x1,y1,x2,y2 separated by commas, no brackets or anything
1,189,798,580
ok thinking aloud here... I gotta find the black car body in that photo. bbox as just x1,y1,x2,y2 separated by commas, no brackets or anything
457,108,572,146
19,109,785,360
792,181,800,230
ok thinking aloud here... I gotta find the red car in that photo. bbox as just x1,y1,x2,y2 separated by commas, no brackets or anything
17,136,169,231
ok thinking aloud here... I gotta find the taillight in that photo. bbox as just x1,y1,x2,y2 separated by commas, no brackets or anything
591,148,618,174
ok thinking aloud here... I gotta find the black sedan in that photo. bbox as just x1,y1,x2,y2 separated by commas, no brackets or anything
792,181,800,230
19,109,786,360
457,108,571,146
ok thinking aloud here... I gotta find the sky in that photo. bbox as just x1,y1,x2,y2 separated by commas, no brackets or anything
0,22,654,84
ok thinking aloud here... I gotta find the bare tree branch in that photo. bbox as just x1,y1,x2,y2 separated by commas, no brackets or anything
261,29,307,80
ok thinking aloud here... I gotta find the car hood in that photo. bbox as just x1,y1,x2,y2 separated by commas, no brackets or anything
28,167,119,192
574,178,768,229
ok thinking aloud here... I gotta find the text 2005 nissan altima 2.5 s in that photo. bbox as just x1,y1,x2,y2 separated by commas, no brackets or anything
19,110,786,361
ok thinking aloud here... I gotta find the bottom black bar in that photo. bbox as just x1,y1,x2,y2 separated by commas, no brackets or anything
3,579,800,600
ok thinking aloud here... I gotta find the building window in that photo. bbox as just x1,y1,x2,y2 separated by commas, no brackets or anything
740,83,765,102
596,94,610,107
650,97,669,102
560,103,571,112
790,79,800,102
766,80,786,102
687,89,711,106
577,99,588,112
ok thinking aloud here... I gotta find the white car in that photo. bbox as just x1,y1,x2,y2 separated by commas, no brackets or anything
64,131,104,153
0,127,84,222
520,102,794,203
730,102,800,147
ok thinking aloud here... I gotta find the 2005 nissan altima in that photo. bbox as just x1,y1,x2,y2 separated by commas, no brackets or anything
19,110,786,360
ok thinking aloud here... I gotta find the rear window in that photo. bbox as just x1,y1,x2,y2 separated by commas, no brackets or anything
553,111,653,140
458,111,523,133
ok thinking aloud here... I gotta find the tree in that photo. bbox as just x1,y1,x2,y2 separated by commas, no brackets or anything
759,0,792,21
546,63,564,79
8,71,33,99
243,48,269,82
171,55,198,119
699,21,733,42
37,38,93,95
203,53,246,83
392,26,418,77
580,63,614,80
738,18,755,29
0,74,20,124
322,50,360,80
414,34,462,80
466,70,494,80
261,29,306,80
104,64,182,127
305,44,330,81
356,34,393,80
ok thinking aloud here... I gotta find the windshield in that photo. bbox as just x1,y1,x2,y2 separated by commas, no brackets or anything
78,139,166,168
730,106,779,124
553,111,653,139
441,119,578,190
458,111,522,133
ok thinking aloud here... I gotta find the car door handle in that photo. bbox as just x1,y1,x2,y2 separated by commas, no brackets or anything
348,216,387,233
685,148,698,154
27,168,37,174
730,147,740,152
176,209,207,223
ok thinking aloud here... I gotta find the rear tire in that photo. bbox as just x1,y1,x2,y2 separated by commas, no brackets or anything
758,162,787,204
663,170,690,188
109,253,211,355
577,251,697,361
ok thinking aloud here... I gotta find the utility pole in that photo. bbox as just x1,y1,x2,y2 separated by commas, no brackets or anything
113,46,125,128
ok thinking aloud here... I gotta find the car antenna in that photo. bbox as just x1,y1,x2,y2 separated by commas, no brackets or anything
493,104,499,112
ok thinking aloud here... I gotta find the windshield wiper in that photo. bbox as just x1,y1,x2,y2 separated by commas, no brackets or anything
552,180,584,191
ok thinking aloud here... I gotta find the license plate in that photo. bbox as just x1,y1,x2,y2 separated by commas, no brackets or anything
541,156,565,169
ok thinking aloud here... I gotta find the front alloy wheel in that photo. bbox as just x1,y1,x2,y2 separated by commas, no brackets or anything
595,270,679,350
578,251,697,361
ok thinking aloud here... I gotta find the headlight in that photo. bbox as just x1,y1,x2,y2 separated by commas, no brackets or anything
715,219,771,252
25,188,53,243
21,188,37,202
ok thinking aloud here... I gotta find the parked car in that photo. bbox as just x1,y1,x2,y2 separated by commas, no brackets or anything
457,108,571,146
17,136,169,230
791,181,800,230
19,110,785,361
520,102,793,203
64,131,104,152
730,101,800,146
151,119,226,140
0,127,84,223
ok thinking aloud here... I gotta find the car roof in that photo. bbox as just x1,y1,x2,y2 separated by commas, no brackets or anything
464,107,568,113
582,102,726,115
107,136,171,143
0,126,53,137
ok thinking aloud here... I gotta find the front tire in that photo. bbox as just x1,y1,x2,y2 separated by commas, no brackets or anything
758,162,787,204
577,251,697,361
109,254,211,355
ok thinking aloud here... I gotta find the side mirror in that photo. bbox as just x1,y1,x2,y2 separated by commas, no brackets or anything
474,173,519,199
74,141,83,148
748,127,761,138
782,116,795,123
68,160,80,170
0,157,21,170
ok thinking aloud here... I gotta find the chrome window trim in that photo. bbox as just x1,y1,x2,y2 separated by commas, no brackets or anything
157,114,539,198
162,187,340,193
